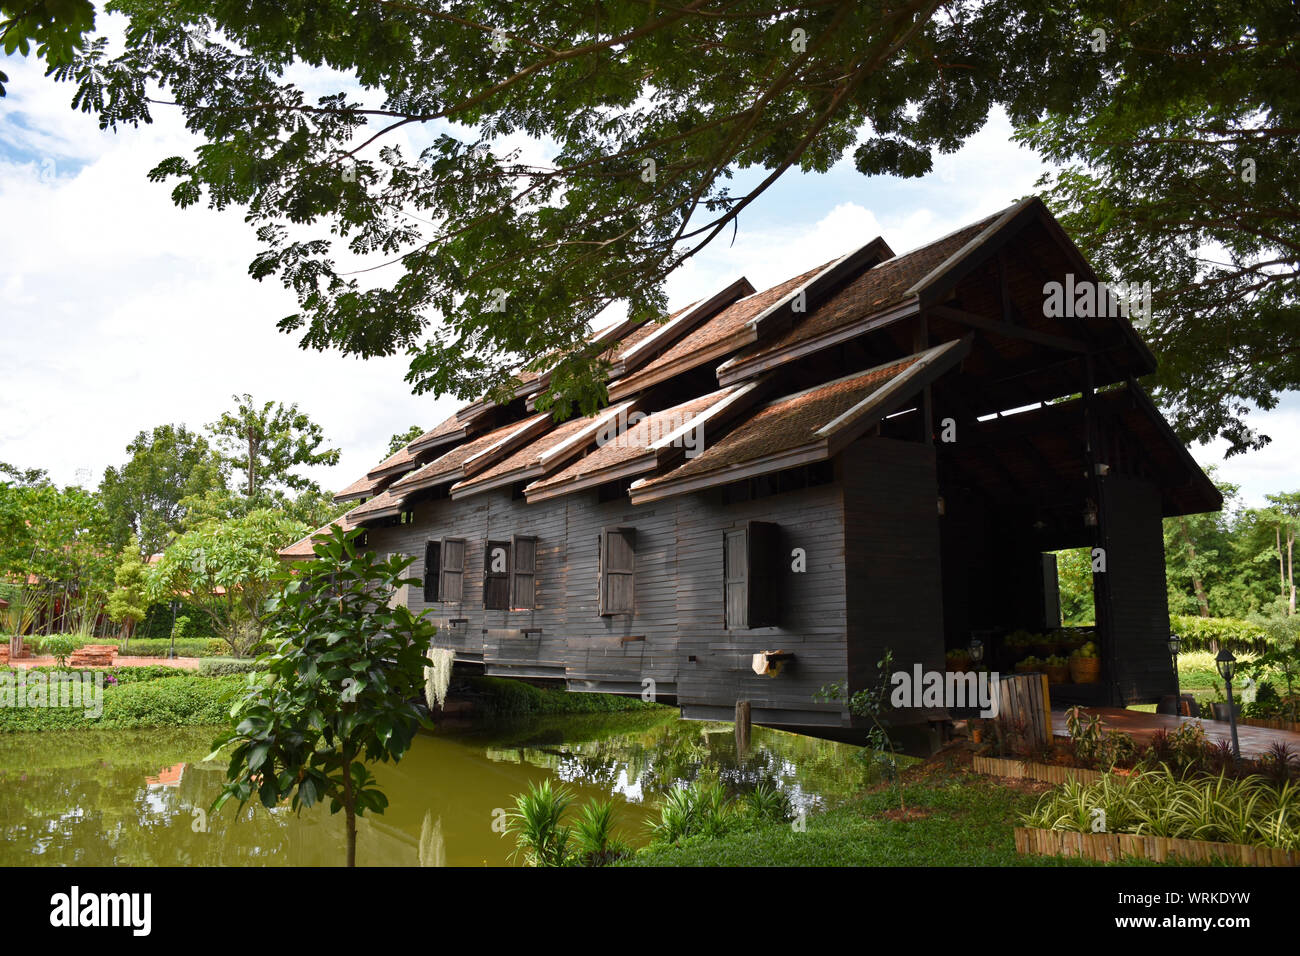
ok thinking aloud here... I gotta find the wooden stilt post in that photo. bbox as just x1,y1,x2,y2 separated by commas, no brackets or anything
735,699,751,756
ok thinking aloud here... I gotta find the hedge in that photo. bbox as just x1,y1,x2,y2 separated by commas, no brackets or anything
109,638,231,658
0,674,248,732
467,676,663,716
198,657,270,676
1171,615,1269,654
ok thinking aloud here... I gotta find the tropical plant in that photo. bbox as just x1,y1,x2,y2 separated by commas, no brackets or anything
41,634,79,667
570,799,632,867
1023,768,1300,852
504,779,574,867
209,525,436,867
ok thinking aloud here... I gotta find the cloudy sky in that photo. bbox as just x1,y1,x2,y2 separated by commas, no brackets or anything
0,36,1295,507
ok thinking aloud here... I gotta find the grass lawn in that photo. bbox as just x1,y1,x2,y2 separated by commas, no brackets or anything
624,758,1186,867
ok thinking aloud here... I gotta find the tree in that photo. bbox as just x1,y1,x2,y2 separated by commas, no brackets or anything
98,424,226,557
0,0,95,96
106,537,151,646
145,509,309,656
50,0,1121,414
209,526,435,866
208,394,340,500
1263,492,1299,616
1017,0,1298,455
386,426,424,457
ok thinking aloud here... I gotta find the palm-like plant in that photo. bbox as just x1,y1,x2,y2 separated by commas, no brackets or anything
571,799,631,866
504,779,574,867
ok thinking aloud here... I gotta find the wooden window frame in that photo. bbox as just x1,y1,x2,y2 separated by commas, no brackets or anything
724,521,781,629
438,536,466,604
598,526,636,616
483,539,511,610
510,534,537,610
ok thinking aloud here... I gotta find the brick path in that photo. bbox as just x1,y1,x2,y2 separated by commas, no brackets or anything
4,655,202,671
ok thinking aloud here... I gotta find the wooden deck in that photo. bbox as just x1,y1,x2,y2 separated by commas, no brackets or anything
1052,707,1300,760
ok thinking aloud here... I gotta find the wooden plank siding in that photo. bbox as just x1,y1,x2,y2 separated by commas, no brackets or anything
841,437,946,723
1096,474,1177,705
364,471,856,726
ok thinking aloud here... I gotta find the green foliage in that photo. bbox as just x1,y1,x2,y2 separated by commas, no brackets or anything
0,674,246,732
0,0,95,95
146,508,309,656
105,637,228,658
1171,614,1269,655
208,394,340,499
106,537,152,635
1017,3,1299,455
468,675,661,716
198,656,269,676
1022,769,1300,852
40,634,78,667
386,426,424,457
209,525,436,867
570,799,632,867
46,1,1128,412
97,424,226,556
504,779,574,867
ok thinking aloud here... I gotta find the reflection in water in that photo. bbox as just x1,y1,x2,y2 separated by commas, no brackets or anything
0,713,867,866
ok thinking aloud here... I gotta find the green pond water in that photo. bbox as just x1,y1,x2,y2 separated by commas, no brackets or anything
0,711,869,866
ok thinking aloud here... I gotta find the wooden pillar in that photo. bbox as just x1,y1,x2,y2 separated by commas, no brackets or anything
734,699,751,756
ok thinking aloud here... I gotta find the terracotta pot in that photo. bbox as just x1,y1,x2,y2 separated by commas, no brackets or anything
1069,656,1101,683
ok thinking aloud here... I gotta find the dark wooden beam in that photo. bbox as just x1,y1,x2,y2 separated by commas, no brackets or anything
930,304,1089,354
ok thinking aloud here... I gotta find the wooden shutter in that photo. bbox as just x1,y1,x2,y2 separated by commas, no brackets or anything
483,539,511,610
423,540,441,603
725,521,781,629
439,537,465,603
510,535,537,610
746,521,781,628
724,528,748,629
599,526,635,616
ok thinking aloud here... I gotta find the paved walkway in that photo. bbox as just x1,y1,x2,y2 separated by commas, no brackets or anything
1052,706,1300,760
4,655,202,670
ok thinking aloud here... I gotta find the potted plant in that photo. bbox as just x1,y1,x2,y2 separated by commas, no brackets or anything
1068,642,1101,683
945,648,971,672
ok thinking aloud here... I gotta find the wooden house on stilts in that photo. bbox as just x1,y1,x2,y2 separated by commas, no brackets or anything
283,198,1221,733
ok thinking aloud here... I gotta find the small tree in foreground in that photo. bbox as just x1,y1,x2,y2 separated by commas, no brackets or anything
816,649,905,811
209,525,435,866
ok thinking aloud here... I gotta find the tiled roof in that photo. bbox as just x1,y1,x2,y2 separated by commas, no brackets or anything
447,412,609,497
391,414,549,492
609,263,832,397
723,215,999,374
632,357,922,492
279,507,361,558
409,410,471,454
345,488,405,522
333,473,381,503
527,388,742,498
366,442,419,479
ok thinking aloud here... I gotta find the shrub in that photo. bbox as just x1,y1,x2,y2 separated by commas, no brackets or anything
1022,768,1300,851
505,779,574,867
39,634,80,666
198,657,269,676
0,674,247,732
469,676,660,716
105,638,227,658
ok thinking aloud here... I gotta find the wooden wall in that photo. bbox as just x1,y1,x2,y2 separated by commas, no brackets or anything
1096,474,1176,705
841,437,946,725
365,472,853,728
